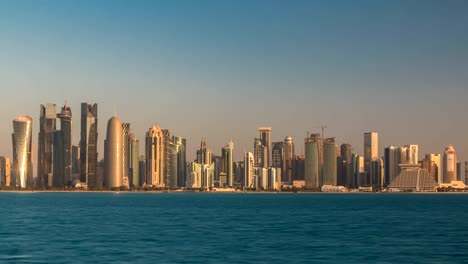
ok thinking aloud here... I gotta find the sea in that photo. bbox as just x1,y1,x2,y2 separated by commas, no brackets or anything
0,192,467,263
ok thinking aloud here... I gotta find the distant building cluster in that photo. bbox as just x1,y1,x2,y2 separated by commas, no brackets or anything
0,102,466,192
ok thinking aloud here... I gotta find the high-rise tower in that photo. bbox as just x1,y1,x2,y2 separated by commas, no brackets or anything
0,157,11,188
222,141,234,187
283,136,295,183
37,103,56,187
305,133,322,189
443,145,457,183
104,116,123,188
145,125,164,187
122,123,131,187
364,132,378,178
12,116,33,188
322,138,337,186
80,103,98,187
54,102,72,187
173,136,186,188
244,152,255,188
128,133,140,187
258,127,272,167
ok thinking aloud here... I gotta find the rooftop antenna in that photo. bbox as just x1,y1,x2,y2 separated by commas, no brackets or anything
114,104,117,117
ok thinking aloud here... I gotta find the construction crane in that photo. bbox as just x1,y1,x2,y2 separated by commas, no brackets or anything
309,125,327,139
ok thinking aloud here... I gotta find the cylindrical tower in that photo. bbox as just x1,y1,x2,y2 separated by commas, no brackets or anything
443,144,457,183
104,116,123,188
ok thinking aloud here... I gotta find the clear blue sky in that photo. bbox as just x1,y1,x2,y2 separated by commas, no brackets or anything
0,0,467,164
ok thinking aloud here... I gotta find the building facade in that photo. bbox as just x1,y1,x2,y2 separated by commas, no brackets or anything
80,103,98,187
305,134,322,189
145,125,164,187
0,157,11,188
37,103,56,187
442,145,457,183
104,116,123,188
364,132,378,177
222,141,234,187
53,102,73,187
283,136,295,183
258,127,272,167
322,138,337,186
12,116,33,188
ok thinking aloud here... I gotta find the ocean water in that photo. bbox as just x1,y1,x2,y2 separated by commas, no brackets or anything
0,193,467,263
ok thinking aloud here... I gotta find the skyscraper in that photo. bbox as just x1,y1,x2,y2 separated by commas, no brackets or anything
244,152,254,188
405,144,419,165
271,142,284,169
138,156,146,187
222,141,234,187
122,123,131,187
37,103,56,187
340,144,353,187
442,144,457,183
384,146,397,186
370,159,384,187
364,132,378,178
12,116,33,188
128,133,140,187
80,103,98,187
305,133,322,189
54,102,73,187
422,154,441,183
292,155,305,181
254,138,267,168
72,145,80,180
104,116,123,188
145,125,164,187
322,138,337,186
258,127,272,167
196,138,212,165
173,136,186,188
0,157,11,188
283,136,295,183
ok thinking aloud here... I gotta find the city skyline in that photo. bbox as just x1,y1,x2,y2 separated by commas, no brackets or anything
0,1,467,165
0,100,466,167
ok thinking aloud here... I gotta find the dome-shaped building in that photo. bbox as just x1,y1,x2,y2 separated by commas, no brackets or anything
104,116,123,188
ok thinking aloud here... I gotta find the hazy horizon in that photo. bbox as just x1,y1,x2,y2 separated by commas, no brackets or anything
1,0,467,166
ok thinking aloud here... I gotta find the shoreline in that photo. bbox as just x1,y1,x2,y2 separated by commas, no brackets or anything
0,190,467,194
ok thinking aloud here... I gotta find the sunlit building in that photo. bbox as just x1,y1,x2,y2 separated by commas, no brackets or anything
322,138,337,186
364,132,378,177
305,133,322,188
405,144,419,165
104,116,123,188
244,152,255,188
128,133,140,187
12,116,33,188
258,127,272,167
254,138,267,168
145,125,164,187
388,164,437,192
283,136,295,183
422,154,441,183
442,145,457,183
0,157,11,188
